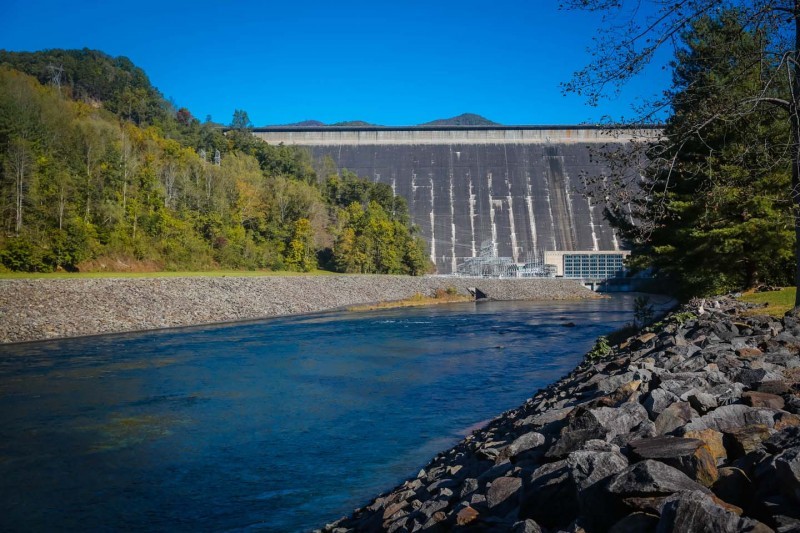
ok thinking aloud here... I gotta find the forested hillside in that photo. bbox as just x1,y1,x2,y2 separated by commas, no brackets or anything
0,49,430,274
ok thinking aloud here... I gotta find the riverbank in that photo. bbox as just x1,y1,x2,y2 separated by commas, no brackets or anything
320,296,800,532
0,276,596,343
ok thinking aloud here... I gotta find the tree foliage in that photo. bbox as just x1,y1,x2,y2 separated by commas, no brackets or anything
0,51,428,274
564,1,800,302
604,12,795,297
230,109,253,131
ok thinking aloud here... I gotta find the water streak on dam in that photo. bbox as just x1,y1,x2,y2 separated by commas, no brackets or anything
253,126,655,274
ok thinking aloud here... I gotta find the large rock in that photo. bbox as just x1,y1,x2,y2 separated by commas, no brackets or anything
498,432,545,461
519,460,577,529
548,403,650,458
593,371,645,394
655,401,697,435
545,428,606,459
643,388,680,419
764,426,800,454
681,404,780,434
629,437,719,486
605,460,710,519
743,391,786,410
684,428,727,464
724,425,773,459
567,449,630,530
486,476,522,512
656,490,774,532
712,466,752,510
774,446,800,505
567,450,629,492
455,505,479,526
738,368,785,388
511,519,543,533
590,402,651,441
517,407,573,428
687,390,718,414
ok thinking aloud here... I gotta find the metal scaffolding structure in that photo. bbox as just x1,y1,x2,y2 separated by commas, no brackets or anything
454,241,556,278
516,251,558,278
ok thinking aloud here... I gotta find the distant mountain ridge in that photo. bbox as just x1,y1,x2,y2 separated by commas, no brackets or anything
278,119,379,127
421,113,498,126
274,113,500,128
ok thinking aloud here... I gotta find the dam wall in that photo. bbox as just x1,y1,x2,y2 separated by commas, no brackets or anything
253,126,656,274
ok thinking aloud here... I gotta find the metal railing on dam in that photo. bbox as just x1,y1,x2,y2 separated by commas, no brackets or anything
252,124,661,146
251,125,659,274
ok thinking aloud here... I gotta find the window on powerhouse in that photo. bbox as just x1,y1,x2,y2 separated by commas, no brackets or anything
563,254,625,278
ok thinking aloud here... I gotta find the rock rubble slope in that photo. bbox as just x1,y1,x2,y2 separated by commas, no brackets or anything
320,297,800,532
0,276,595,343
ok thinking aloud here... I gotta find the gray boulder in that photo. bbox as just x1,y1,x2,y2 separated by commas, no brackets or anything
655,401,698,435
605,460,710,518
607,459,711,495
686,390,718,414
774,446,800,505
486,475,522,512
629,437,718,487
764,426,800,454
589,402,651,441
499,432,545,461
568,449,630,530
511,519,543,533
643,388,680,419
681,404,780,434
656,490,773,532
519,460,577,529
567,449,629,492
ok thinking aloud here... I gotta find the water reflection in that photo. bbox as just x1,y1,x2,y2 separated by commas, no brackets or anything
0,295,651,531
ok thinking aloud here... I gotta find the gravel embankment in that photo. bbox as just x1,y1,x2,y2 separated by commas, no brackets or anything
0,276,596,343
320,296,800,532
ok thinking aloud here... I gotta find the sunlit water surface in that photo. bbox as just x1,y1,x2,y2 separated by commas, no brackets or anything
0,295,649,531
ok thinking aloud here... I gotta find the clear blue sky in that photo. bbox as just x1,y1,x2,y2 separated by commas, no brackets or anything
3,0,672,126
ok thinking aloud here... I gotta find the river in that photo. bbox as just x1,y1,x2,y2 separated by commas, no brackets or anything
0,294,654,531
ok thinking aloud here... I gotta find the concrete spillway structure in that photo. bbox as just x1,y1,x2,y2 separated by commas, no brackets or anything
253,126,654,274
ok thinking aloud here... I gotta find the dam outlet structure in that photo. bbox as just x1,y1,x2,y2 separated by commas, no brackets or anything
253,125,656,276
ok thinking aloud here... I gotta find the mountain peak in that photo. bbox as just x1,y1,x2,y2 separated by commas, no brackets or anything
421,113,499,126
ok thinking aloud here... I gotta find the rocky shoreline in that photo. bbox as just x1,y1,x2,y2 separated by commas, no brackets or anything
320,297,800,532
0,275,596,343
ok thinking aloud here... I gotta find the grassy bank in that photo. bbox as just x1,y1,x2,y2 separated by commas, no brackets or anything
739,287,796,316
348,289,474,312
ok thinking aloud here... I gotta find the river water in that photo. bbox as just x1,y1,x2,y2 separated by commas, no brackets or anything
0,294,650,531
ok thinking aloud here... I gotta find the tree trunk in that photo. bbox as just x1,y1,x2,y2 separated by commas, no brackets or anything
58,183,65,230
85,147,92,223
15,160,23,234
794,1,800,308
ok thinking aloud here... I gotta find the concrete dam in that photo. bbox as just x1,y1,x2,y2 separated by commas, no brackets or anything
253,126,652,274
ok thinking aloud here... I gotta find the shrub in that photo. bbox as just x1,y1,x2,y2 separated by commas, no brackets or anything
586,336,612,361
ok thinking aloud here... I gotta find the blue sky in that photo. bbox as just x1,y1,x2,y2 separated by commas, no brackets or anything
3,0,672,126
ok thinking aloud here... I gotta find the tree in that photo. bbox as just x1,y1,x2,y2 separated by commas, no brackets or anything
5,138,33,234
563,0,800,305
176,107,194,126
285,218,316,271
230,109,253,131
602,11,794,297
